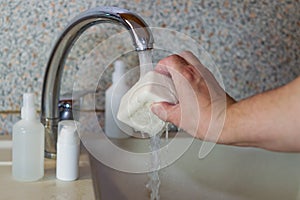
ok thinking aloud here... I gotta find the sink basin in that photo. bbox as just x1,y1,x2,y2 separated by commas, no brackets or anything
85,134,300,200
74,111,300,200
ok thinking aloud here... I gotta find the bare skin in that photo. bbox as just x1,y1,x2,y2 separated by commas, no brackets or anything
151,51,300,152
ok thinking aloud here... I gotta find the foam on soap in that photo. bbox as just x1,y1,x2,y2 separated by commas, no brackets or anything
117,71,178,137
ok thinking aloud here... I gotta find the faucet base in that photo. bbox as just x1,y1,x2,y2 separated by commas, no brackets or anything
42,117,59,159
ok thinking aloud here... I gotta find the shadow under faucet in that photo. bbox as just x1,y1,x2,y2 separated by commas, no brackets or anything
41,6,154,159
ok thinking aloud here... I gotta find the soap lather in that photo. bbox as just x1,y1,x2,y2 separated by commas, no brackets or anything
117,71,178,137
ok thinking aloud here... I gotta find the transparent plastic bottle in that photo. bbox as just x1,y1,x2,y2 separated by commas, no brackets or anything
12,93,45,181
105,60,131,138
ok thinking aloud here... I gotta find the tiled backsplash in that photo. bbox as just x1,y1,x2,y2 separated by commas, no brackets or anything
1,0,299,134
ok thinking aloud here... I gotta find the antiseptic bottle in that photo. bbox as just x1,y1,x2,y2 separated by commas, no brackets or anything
12,93,45,181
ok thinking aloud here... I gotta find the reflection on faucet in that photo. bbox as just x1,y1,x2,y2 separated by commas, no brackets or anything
41,6,154,159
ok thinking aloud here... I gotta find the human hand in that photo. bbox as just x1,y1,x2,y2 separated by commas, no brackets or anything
151,51,235,143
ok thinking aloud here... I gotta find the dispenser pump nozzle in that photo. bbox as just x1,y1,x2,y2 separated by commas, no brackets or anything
21,93,36,120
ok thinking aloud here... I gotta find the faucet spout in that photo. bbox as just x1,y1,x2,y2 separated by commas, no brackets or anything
41,6,154,158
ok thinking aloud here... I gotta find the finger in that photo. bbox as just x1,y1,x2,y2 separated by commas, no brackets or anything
151,102,181,126
180,51,221,95
153,55,201,137
153,54,201,108
154,54,189,78
179,51,213,83
179,51,205,71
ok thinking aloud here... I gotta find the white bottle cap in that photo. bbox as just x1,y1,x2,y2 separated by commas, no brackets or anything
21,93,36,120
58,120,80,145
112,60,126,83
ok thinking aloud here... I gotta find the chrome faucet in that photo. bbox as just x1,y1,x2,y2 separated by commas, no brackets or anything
41,6,154,159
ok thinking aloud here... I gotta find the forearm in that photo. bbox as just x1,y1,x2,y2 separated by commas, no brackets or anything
223,77,300,152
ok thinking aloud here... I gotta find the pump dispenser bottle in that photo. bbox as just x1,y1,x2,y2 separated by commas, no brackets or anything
105,60,132,138
12,93,45,181
56,120,80,181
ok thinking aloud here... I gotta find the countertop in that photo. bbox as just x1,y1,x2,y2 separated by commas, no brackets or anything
0,135,95,200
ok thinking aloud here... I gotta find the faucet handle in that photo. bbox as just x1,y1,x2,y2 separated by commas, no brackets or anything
59,90,94,121
59,99,74,121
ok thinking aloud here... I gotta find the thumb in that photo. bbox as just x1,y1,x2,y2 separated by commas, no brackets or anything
151,102,180,125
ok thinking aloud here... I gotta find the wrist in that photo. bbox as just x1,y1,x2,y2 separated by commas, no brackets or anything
219,95,243,145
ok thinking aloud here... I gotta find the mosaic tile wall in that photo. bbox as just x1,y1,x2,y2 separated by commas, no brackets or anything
1,0,300,134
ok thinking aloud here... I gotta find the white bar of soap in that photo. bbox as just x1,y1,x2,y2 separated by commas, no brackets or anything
117,71,178,137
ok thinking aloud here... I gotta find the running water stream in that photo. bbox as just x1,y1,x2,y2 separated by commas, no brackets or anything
146,134,161,200
138,50,161,200
138,50,154,79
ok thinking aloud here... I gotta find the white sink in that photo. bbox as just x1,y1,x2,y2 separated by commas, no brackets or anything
87,136,300,200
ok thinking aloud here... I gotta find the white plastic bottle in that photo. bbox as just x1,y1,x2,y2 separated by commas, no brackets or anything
56,120,80,181
105,60,131,138
12,93,45,181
